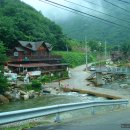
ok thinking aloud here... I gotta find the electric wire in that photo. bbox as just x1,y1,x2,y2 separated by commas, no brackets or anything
43,0,79,15
103,0,130,13
116,0,130,4
63,0,130,24
83,0,130,18
82,0,102,7
39,0,129,29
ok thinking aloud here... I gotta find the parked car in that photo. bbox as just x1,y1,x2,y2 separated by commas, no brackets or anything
89,66,96,71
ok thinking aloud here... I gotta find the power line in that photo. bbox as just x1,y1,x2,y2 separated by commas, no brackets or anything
41,1,99,31
103,0,130,13
82,0,102,7
39,0,129,29
41,0,99,25
63,0,130,25
42,0,78,15
82,0,130,18
116,0,130,4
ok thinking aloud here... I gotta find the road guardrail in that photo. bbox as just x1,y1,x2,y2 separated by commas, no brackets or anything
0,99,128,125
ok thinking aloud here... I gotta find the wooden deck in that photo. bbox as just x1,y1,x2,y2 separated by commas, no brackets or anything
9,55,62,62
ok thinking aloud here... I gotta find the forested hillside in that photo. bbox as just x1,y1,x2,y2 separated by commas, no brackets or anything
0,0,66,50
54,0,130,44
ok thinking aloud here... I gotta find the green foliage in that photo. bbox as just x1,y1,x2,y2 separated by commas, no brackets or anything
121,42,130,58
0,42,8,94
38,75,50,83
0,42,8,65
59,10,130,44
65,39,85,52
53,51,95,68
31,80,41,89
0,0,66,50
37,71,69,83
0,73,8,94
111,41,130,62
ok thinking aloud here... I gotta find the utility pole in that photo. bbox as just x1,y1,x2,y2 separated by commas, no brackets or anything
85,36,88,70
98,42,102,70
65,37,68,52
104,41,107,60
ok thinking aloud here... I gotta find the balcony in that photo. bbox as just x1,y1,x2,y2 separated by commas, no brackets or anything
9,54,62,63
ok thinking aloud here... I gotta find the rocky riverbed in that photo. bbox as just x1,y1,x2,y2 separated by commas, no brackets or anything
0,82,62,104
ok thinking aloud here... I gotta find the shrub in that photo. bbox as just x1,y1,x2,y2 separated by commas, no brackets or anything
31,80,41,88
52,51,95,68
37,75,50,83
0,73,8,94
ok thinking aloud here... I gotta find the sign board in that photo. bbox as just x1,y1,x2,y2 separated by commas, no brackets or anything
14,52,19,56
28,71,41,76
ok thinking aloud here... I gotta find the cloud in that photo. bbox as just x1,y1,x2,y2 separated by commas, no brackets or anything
21,0,105,22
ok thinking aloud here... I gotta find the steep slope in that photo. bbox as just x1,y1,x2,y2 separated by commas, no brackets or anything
54,0,130,44
0,0,66,50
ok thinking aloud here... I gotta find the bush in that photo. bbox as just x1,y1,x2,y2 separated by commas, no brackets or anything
0,73,8,94
37,75,50,83
52,51,95,68
31,80,41,88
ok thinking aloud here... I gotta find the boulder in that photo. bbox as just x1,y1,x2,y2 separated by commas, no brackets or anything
15,92,21,100
4,91,13,101
28,90,35,99
0,94,9,104
17,84,25,89
23,94,29,100
19,90,27,95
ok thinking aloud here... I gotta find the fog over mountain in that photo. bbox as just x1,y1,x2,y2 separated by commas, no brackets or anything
22,0,130,43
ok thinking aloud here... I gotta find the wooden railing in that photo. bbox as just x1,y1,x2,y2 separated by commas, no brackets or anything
9,55,62,62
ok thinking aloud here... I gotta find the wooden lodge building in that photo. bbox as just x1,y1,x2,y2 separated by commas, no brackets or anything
7,41,68,73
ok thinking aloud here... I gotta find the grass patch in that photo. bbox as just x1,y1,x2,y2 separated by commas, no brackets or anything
52,51,96,68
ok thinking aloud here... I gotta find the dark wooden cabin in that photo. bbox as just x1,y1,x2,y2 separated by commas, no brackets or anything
7,41,68,73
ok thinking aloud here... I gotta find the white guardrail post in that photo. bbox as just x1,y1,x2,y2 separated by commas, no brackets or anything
0,99,128,125
91,107,95,115
54,105,61,123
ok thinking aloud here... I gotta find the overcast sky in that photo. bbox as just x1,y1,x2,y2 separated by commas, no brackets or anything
21,0,105,21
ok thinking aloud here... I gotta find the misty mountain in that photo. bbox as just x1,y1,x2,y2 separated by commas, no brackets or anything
47,0,130,44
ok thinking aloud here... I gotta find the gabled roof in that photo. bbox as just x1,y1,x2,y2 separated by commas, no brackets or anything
44,42,52,51
18,41,52,51
15,47,24,51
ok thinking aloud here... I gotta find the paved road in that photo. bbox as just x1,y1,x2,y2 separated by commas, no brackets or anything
46,64,130,100
46,64,91,89
29,108,130,130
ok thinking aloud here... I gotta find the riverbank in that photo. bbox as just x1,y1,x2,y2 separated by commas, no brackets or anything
45,64,130,103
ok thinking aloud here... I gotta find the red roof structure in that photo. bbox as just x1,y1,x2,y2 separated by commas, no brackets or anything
8,40,68,73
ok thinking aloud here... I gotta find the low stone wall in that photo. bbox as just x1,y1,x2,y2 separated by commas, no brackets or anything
63,87,122,99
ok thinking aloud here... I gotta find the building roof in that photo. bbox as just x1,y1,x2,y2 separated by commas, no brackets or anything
18,41,52,51
15,47,24,51
44,42,52,51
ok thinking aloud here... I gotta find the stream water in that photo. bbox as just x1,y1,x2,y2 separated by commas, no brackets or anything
0,92,106,112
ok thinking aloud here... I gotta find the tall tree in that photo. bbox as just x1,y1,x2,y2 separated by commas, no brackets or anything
0,42,8,94
121,42,130,59
0,0,66,50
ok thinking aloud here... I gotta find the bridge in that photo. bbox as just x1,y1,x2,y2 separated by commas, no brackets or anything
96,67,130,75
86,67,130,86
87,67,130,80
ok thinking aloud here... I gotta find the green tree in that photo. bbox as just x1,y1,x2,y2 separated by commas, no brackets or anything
0,0,67,50
0,42,8,93
121,42,130,59
0,73,8,94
